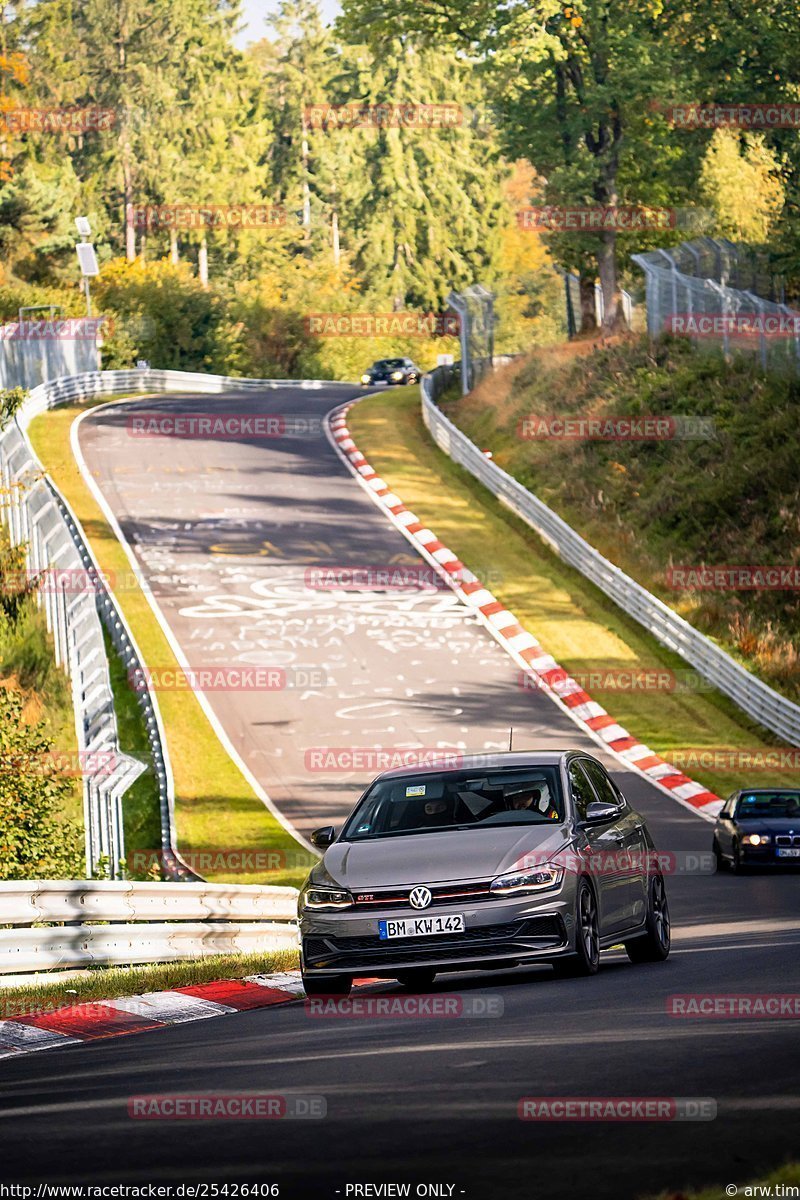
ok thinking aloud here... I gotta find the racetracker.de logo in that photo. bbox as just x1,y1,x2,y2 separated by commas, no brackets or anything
126,412,285,438
304,565,448,591
666,565,800,591
516,205,678,231
0,317,111,340
0,107,116,133
304,102,462,129
661,102,800,129
132,205,286,229
130,848,316,874
128,1094,326,1120
667,994,800,1019
666,313,800,338
517,415,715,441
518,1097,717,1121
304,312,459,337
305,995,504,1018
304,747,465,772
128,666,292,692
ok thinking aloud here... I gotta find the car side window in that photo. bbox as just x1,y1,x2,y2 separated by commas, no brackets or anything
581,759,624,810
569,761,598,821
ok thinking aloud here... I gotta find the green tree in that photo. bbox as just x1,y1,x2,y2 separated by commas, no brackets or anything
338,0,697,331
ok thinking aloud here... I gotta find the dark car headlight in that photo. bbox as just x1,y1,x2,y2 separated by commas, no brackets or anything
489,864,564,896
301,886,354,910
741,833,771,846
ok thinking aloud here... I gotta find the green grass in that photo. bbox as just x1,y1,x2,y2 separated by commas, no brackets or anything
28,397,311,887
101,624,162,874
645,1161,799,1200
347,387,798,798
0,949,299,1017
443,337,800,701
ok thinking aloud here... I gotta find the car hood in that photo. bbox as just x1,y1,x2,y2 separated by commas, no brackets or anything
321,824,573,888
736,818,800,834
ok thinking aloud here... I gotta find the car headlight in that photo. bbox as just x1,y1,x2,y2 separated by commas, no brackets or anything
489,864,564,896
390,371,403,381
741,833,770,846
361,374,371,383
302,887,354,910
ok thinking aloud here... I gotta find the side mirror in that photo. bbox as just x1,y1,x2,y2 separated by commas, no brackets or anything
582,800,620,825
310,826,336,850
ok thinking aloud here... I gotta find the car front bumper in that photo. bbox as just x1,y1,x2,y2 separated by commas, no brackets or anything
299,889,574,977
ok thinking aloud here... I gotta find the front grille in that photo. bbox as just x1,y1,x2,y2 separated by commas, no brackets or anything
775,835,800,847
351,880,493,909
304,915,565,969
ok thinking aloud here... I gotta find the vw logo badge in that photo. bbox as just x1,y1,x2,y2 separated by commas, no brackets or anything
409,886,433,910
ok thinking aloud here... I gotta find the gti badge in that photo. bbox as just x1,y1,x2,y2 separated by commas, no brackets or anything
409,886,433,909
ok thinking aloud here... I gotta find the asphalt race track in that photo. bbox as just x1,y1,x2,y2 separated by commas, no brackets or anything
1,386,797,1199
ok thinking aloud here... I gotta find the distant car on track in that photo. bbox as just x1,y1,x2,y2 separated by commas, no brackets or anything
713,788,800,872
299,750,670,995
360,358,421,387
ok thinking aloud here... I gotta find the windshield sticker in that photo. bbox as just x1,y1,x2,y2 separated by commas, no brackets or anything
406,785,426,797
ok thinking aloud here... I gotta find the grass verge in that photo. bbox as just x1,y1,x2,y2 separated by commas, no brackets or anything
27,396,310,887
347,388,797,798
444,337,800,700
0,949,299,1016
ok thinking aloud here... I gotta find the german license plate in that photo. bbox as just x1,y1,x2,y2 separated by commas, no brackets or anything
378,914,466,940
777,848,800,858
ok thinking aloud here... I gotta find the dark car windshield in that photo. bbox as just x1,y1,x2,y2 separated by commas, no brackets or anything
341,767,564,840
373,359,404,369
735,792,800,819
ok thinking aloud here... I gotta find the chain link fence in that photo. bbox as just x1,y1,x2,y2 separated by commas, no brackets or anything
633,238,800,376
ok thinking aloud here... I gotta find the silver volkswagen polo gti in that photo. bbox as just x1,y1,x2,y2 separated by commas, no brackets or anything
298,750,670,994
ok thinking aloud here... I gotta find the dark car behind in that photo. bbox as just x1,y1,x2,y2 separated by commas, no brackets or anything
713,788,800,871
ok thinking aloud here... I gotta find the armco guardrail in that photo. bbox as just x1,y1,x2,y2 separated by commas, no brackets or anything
421,366,800,747
3,367,340,882
0,419,146,879
0,880,299,974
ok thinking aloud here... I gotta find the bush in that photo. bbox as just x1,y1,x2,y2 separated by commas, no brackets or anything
0,687,83,879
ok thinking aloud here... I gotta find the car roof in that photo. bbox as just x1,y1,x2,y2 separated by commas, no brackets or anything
373,750,588,782
734,787,800,795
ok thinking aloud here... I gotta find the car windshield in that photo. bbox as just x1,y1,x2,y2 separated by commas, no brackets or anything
374,359,404,369
735,792,800,819
341,767,564,840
